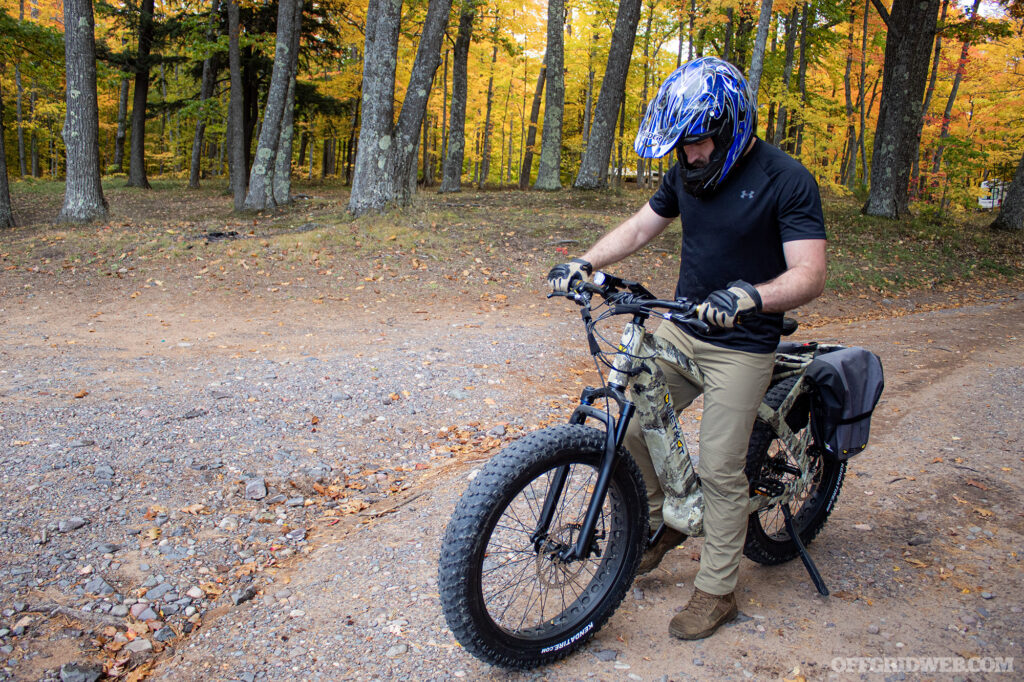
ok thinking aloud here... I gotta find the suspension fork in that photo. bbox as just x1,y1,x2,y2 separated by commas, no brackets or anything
529,385,634,562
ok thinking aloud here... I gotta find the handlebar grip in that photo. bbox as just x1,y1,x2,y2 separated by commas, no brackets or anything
670,313,711,335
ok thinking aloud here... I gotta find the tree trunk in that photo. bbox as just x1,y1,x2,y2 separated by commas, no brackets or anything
30,87,39,177
582,30,597,158
747,0,774,101
113,77,130,173
519,66,545,190
347,0,452,215
842,4,857,189
911,0,950,192
773,6,799,147
421,113,433,185
227,0,246,209
244,0,302,210
15,65,27,178
930,0,981,175
58,0,109,223
863,0,941,219
189,0,221,189
990,148,1024,231
0,83,14,227
440,0,475,193
127,0,155,188
345,97,359,185
479,46,497,186
793,2,811,156
722,7,734,62
636,0,655,189
273,0,304,206
574,0,642,189
440,49,448,168
534,0,565,191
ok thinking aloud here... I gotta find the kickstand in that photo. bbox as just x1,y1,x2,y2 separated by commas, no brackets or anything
781,503,829,596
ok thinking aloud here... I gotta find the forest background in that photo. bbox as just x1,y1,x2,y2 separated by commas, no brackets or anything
0,0,1023,253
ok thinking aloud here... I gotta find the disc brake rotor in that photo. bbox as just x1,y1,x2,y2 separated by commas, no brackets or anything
536,523,588,587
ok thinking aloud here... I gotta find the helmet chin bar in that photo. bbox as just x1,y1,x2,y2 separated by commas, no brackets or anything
677,136,728,198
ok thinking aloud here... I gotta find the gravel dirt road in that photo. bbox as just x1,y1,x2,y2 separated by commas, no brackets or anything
1,257,1021,681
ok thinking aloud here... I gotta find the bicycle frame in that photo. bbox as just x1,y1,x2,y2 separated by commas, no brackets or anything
535,301,835,565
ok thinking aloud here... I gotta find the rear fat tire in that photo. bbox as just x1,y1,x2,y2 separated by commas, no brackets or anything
743,376,846,565
438,424,648,668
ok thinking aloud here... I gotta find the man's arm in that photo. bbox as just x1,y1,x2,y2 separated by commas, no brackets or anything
581,203,674,270
755,239,827,313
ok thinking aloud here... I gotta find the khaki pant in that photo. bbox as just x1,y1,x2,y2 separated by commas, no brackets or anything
623,321,774,596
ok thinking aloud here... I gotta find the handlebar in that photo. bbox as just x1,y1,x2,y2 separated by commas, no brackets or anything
549,271,712,335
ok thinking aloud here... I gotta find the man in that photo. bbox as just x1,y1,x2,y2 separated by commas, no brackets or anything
547,57,827,641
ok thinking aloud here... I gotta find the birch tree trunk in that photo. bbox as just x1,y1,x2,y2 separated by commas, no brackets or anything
127,0,155,188
244,0,303,210
227,0,246,209
440,0,475,193
58,0,109,223
519,66,545,190
990,149,1024,232
347,0,452,215
534,0,565,191
189,0,220,189
863,0,941,219
574,0,642,189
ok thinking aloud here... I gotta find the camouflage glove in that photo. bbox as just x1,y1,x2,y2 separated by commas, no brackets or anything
547,258,593,294
696,280,762,328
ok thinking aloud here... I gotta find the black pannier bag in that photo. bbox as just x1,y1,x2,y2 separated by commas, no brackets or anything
803,347,884,460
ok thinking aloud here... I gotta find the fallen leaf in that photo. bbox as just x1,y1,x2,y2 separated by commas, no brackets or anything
74,390,89,399
143,527,161,541
966,479,988,491
905,558,928,568
179,504,209,515
973,508,994,517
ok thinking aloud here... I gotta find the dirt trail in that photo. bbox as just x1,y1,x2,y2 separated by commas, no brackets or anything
140,295,1024,682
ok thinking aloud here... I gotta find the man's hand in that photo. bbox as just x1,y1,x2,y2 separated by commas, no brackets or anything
547,258,593,294
696,280,762,328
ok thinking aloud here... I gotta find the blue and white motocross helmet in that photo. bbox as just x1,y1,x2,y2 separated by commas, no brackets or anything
634,57,756,197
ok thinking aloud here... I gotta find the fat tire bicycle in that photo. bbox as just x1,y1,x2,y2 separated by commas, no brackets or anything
439,273,847,668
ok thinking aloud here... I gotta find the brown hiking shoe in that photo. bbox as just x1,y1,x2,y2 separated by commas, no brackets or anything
636,527,687,576
668,588,738,640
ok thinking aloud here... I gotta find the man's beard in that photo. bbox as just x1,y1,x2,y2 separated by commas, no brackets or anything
690,159,707,169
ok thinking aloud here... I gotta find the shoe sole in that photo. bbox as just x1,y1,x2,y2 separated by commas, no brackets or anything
668,605,738,640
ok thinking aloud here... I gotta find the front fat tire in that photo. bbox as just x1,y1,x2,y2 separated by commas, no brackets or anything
438,424,648,669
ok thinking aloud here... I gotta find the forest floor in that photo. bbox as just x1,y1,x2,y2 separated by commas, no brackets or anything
1,181,1023,681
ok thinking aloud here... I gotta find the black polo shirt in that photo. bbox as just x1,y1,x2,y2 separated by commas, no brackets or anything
648,138,826,353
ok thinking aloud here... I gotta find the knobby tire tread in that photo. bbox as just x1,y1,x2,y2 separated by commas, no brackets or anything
743,376,846,566
438,424,647,669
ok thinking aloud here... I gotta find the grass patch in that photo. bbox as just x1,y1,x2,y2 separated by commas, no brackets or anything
3,179,1021,298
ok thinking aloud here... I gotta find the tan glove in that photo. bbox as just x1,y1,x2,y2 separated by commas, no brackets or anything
696,280,762,328
546,258,593,294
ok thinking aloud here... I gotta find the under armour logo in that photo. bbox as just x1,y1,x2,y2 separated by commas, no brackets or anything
740,190,756,199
